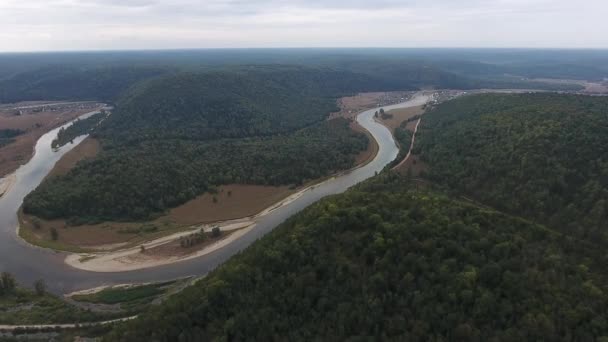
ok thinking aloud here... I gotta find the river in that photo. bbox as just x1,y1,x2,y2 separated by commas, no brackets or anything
0,94,430,294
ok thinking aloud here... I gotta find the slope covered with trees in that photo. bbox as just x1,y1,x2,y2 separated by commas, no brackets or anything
23,68,374,223
106,173,608,341
0,65,169,104
416,93,608,245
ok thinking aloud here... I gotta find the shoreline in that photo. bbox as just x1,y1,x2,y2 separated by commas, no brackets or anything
12,91,427,278
0,174,16,198
57,97,394,273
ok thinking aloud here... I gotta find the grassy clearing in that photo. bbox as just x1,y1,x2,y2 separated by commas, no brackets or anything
71,280,183,312
17,225,91,254
0,288,117,325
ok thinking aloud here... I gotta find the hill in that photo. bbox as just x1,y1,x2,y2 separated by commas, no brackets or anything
416,93,608,245
22,68,377,223
105,173,608,341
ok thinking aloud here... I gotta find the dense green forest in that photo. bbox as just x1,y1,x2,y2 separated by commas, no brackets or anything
106,173,608,341
51,112,106,149
0,49,592,104
415,93,608,245
23,69,372,223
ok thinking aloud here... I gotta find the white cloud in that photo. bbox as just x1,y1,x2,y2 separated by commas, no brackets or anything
0,0,606,51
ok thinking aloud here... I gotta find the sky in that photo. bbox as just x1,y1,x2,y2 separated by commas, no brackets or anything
0,0,607,52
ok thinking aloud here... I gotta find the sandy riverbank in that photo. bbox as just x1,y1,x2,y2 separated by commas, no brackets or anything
0,174,16,198
63,179,317,272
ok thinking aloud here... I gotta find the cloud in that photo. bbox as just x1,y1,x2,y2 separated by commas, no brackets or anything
0,0,606,51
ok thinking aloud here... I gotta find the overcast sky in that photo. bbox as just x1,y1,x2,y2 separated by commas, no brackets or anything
1,0,606,52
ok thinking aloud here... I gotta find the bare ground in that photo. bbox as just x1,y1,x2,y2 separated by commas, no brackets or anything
46,137,100,178
379,105,425,133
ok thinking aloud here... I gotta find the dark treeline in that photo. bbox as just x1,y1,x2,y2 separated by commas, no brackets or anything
0,128,24,147
416,93,608,245
0,49,592,104
106,172,608,341
51,112,106,149
23,68,372,223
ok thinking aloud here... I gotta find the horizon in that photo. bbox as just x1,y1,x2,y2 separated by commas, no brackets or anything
2,47,608,55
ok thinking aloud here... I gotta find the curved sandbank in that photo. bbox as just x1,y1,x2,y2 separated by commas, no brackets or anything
0,93,429,294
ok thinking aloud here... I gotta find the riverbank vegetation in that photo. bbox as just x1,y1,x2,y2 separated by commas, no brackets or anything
70,279,187,314
106,172,608,341
415,93,608,246
0,273,119,325
51,112,106,149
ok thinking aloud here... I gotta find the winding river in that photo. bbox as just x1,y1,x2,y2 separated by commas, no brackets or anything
0,94,429,294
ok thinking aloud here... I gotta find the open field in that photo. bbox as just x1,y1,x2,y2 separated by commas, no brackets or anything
168,184,294,225
379,105,424,133
0,102,104,179
45,137,100,178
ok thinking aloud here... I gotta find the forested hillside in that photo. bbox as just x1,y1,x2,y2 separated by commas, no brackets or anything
106,173,608,341
0,65,169,103
416,93,608,244
0,49,590,104
23,69,373,223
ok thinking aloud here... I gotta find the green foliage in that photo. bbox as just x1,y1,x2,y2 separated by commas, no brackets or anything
23,70,370,223
51,112,106,149
416,93,608,245
33,279,46,296
0,278,120,325
72,283,173,305
0,272,16,296
180,230,207,248
393,126,413,164
105,173,608,341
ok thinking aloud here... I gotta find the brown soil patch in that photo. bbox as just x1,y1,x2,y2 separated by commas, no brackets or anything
0,104,104,178
169,184,293,225
379,106,424,133
46,137,100,178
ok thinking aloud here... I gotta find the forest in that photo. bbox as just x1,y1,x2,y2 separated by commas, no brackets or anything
0,49,593,104
23,69,371,223
51,112,106,149
415,93,608,246
105,172,608,341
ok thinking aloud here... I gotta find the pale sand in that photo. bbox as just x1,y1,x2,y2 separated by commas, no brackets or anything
0,173,16,198
63,182,315,272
